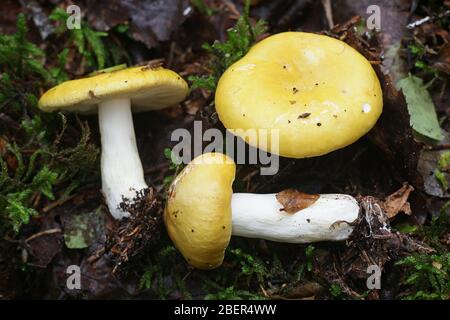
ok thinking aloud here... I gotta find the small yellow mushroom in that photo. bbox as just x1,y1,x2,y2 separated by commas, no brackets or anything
39,66,188,219
164,153,235,270
164,153,359,270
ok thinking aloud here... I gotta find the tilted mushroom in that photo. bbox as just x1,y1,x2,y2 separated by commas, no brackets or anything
215,32,383,158
164,153,359,270
39,66,188,219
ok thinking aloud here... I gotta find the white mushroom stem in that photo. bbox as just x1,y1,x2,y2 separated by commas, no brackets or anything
231,193,360,243
98,98,148,220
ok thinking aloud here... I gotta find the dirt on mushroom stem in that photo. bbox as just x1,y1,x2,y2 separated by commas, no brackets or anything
106,187,163,276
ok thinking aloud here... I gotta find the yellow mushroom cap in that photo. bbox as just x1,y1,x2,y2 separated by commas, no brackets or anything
164,153,236,270
38,66,188,114
215,32,383,158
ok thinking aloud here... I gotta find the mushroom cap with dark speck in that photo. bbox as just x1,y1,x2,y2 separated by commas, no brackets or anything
215,32,383,158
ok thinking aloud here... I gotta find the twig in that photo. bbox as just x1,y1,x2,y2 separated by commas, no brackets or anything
406,10,450,29
86,247,105,264
42,194,76,213
259,284,269,298
25,228,62,243
321,0,334,29
223,0,240,19
136,58,165,68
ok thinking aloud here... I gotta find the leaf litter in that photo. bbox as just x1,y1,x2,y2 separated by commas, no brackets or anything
0,0,449,300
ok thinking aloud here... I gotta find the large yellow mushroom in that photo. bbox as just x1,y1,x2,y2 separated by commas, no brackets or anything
215,32,383,158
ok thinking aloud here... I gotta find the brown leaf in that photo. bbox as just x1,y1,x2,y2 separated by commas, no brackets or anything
276,189,319,214
0,136,7,154
86,0,189,49
2,142,18,172
383,183,414,219
0,1,21,35
269,281,324,300
27,232,63,268
432,43,450,76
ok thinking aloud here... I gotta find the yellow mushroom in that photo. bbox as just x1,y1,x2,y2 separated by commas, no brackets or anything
164,153,235,270
164,153,359,270
39,66,188,219
215,32,383,158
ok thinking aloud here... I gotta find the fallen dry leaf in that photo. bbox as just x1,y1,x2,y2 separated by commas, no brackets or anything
383,183,414,219
27,231,63,268
1,137,18,171
0,136,7,153
432,43,450,76
86,0,189,49
276,281,324,300
276,189,319,214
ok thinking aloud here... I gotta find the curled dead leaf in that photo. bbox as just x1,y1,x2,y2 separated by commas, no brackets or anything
276,189,319,214
383,183,414,219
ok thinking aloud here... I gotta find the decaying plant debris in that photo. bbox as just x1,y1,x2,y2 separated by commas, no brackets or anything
276,189,320,214
107,187,162,275
322,192,434,300
1,0,449,300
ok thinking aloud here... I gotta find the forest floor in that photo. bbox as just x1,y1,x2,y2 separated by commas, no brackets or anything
0,0,449,300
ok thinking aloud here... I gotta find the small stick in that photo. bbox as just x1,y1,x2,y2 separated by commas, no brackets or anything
321,0,334,29
25,228,62,243
406,10,450,29
42,194,76,213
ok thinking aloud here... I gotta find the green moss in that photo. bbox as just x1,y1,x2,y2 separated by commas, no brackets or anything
230,248,268,283
438,151,450,169
49,8,129,70
0,15,100,235
191,0,217,16
0,14,54,83
396,253,450,300
49,8,107,69
189,0,267,91
162,147,183,193
329,283,344,299
139,245,181,299
0,119,99,234
205,286,265,300
434,168,448,190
